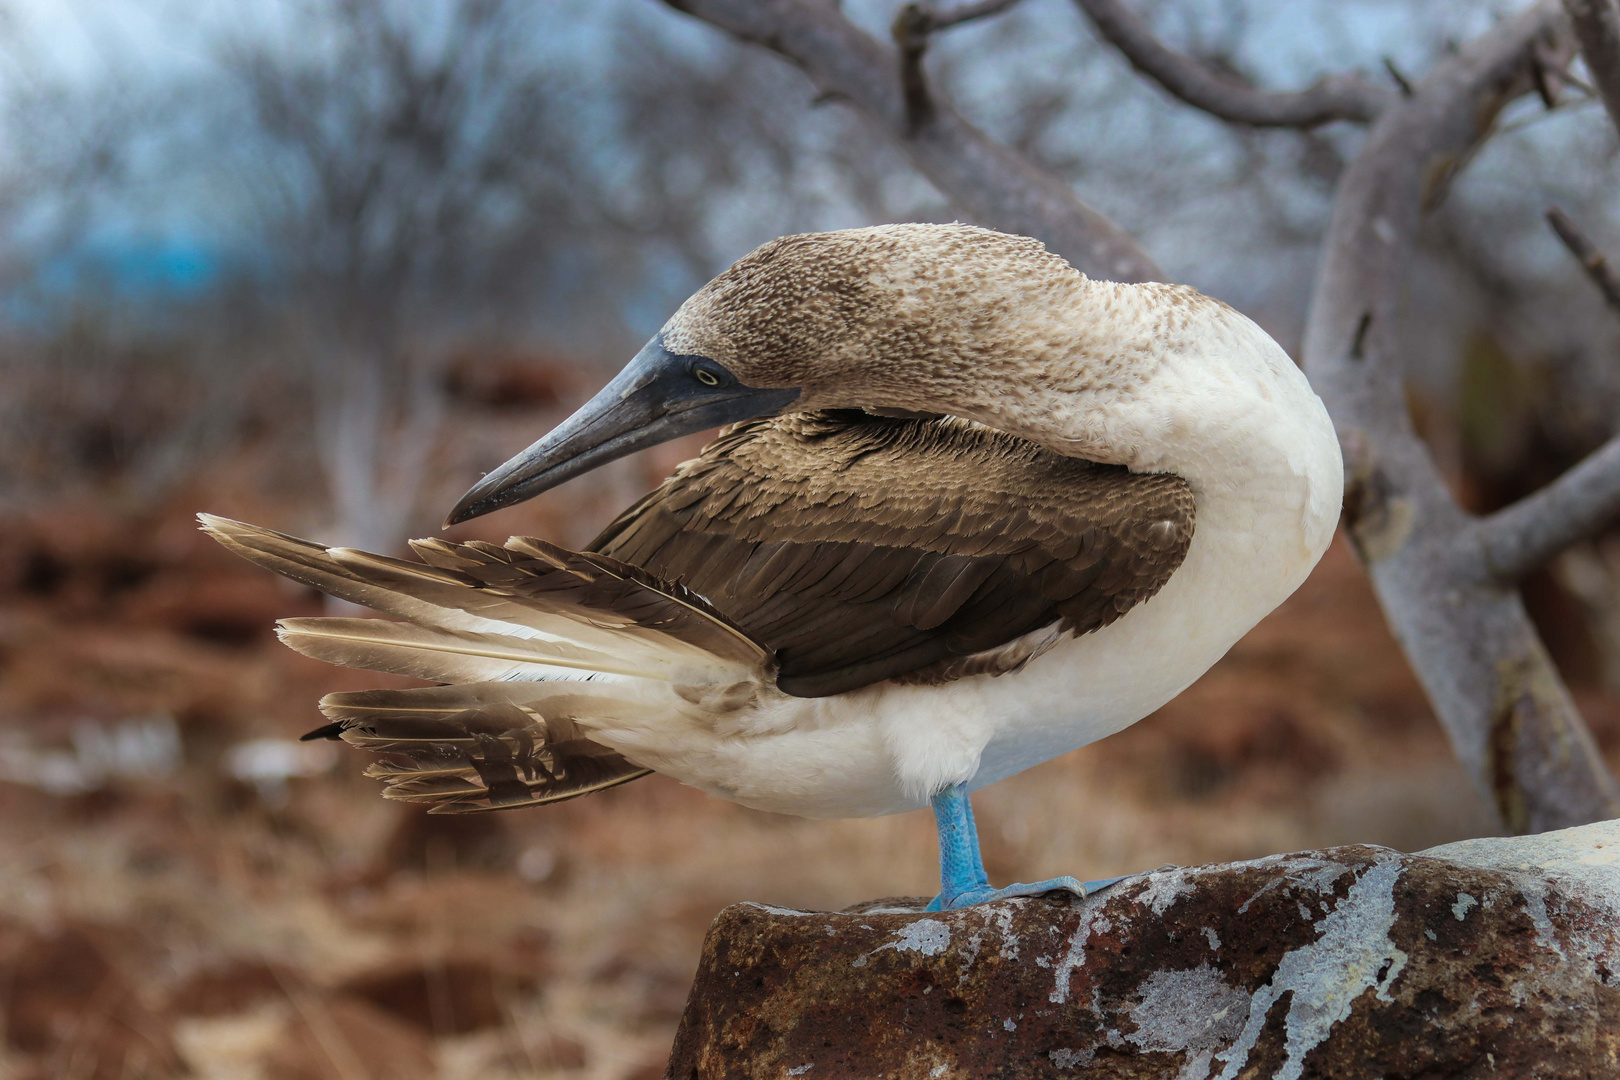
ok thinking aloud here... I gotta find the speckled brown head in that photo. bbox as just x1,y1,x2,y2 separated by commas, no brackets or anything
447,223,1084,525
663,224,1081,410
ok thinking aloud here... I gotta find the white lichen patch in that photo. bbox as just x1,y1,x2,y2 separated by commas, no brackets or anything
742,902,814,917
1451,893,1477,921
852,918,951,968
1048,1048,1090,1069
1049,908,1111,1004
1203,926,1221,950
1234,857,1351,915
1513,878,1566,960
989,904,1022,961
1136,868,1198,916
957,929,983,982
1212,857,1409,1080
1124,962,1248,1078
950,904,1026,983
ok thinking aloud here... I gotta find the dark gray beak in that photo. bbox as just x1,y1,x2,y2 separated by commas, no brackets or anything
446,337,799,526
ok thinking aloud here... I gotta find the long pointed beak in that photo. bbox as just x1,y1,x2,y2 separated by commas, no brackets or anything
445,337,799,526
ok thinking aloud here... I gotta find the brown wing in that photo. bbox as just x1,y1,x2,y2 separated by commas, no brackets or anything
590,411,1194,697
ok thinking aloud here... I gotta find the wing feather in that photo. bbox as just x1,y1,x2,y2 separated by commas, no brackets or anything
590,411,1194,696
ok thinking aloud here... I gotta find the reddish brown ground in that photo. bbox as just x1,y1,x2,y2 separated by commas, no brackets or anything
1,391,1614,1079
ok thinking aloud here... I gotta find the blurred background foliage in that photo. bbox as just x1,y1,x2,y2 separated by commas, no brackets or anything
1,1,1619,1077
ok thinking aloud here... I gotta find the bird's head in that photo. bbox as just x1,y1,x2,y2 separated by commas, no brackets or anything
447,223,1083,524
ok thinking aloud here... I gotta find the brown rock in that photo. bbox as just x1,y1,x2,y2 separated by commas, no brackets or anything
667,822,1620,1079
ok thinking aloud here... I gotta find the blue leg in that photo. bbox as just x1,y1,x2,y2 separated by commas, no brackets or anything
923,784,1091,910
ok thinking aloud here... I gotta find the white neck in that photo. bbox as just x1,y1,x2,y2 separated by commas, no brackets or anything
950,279,1344,602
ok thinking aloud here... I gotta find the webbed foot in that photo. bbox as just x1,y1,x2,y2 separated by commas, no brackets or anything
925,873,1087,911
924,784,1157,911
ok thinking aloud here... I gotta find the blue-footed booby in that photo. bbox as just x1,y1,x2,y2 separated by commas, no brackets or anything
202,223,1343,910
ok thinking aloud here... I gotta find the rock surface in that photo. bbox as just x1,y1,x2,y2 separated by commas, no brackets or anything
666,821,1620,1079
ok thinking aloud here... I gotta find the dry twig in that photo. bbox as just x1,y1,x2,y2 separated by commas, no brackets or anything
893,1,1028,131
1564,0,1620,130
1071,0,1396,127
1546,206,1620,312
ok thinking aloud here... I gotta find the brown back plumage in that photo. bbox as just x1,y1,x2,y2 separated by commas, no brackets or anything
592,411,1194,697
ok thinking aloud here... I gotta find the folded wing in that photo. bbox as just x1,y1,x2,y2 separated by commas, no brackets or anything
591,412,1195,697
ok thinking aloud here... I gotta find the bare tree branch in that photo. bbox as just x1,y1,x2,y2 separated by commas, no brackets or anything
912,0,1026,33
892,6,938,134
892,1,1027,134
1565,0,1620,130
1476,438,1620,582
1547,205,1620,312
663,0,1163,283
1467,209,1620,581
1071,0,1397,128
1304,0,1619,833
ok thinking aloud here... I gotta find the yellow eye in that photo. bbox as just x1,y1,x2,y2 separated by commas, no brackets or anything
694,368,721,387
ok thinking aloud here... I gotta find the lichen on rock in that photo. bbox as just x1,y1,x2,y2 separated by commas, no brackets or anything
666,821,1620,1079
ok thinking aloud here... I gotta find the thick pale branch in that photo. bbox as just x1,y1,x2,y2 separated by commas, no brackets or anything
1474,436,1620,581
1072,0,1396,127
1564,0,1620,130
663,0,1162,282
1305,0,1619,832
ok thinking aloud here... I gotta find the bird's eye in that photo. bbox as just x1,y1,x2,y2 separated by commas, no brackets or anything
693,367,721,387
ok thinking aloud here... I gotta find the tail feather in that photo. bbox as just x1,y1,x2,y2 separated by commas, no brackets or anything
199,514,776,813
407,533,768,667
315,681,666,812
318,683,650,749
365,736,648,813
199,514,765,667
276,616,674,683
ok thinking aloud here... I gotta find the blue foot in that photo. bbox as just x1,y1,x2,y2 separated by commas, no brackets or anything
925,784,1107,911
925,874,1087,912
